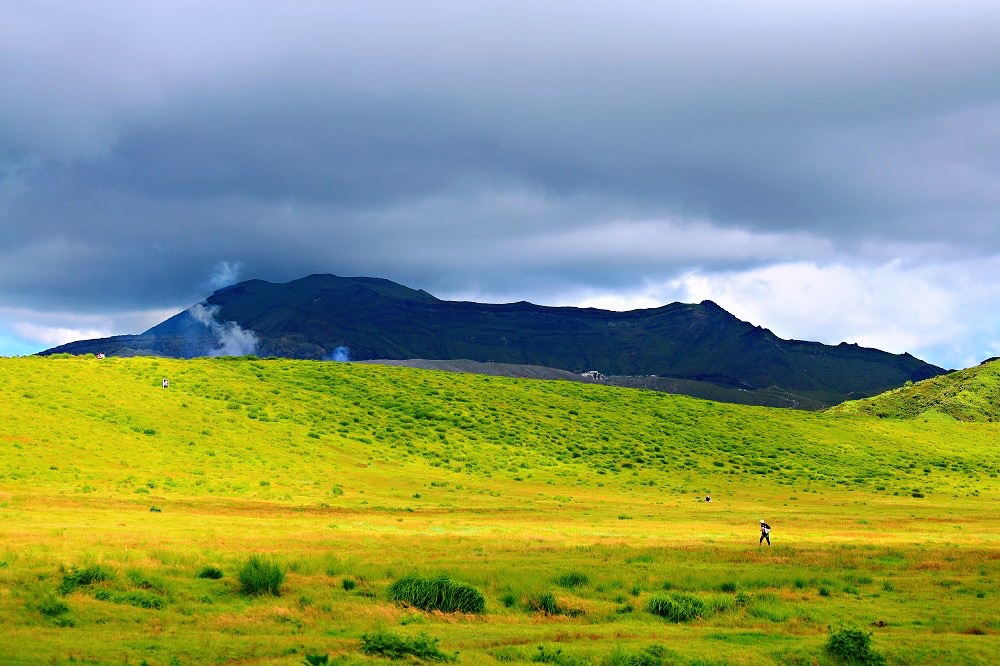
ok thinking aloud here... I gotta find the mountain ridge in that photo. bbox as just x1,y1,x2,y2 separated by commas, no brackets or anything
41,273,946,407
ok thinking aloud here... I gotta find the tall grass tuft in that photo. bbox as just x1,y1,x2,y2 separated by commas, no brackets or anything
360,630,453,661
527,592,561,615
238,555,285,596
59,565,114,594
386,574,485,614
556,572,589,589
645,593,705,622
197,566,224,580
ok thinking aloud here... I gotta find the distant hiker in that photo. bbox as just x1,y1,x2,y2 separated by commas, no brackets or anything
759,520,771,546
95,353,105,360
162,378,169,389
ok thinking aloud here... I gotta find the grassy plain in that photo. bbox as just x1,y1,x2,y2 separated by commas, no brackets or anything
0,355,997,665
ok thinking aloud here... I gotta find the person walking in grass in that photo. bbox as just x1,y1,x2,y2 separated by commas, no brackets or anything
759,520,771,546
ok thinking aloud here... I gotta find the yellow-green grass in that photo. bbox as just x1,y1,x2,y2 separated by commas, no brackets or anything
0,355,998,665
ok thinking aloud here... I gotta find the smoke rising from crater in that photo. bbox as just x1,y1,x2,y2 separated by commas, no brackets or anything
188,303,259,356
325,346,351,362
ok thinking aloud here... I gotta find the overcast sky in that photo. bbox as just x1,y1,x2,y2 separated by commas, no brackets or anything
2,1,999,368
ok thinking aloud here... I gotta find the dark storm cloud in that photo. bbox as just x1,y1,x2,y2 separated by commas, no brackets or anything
2,0,1000,316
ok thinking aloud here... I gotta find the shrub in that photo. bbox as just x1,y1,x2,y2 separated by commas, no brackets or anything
341,577,357,591
59,565,114,594
556,572,589,589
645,593,705,622
197,566,224,580
360,630,453,661
302,655,329,665
386,574,485,614
825,627,886,665
501,592,518,608
239,555,285,596
719,582,737,593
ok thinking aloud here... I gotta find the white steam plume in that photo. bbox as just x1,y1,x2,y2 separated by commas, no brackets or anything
208,260,242,289
189,303,259,356
325,345,350,362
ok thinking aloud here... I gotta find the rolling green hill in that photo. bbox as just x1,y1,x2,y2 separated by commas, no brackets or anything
1,355,997,665
42,274,946,409
833,359,1000,422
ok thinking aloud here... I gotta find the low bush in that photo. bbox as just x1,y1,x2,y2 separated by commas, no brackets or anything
239,555,285,596
197,566,224,580
59,565,114,594
825,627,886,665
387,574,485,614
645,593,705,622
360,630,453,661
341,577,357,591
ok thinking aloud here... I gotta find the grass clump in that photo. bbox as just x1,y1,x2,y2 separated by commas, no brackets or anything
93,589,166,610
527,592,560,615
341,577,357,591
825,627,886,665
387,574,485,614
238,554,285,596
59,565,114,594
360,630,453,661
604,644,668,666
37,595,69,618
645,593,705,622
532,645,587,665
196,566,224,580
556,572,589,589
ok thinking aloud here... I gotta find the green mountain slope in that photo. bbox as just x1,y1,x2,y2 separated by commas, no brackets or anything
42,274,946,408
833,359,1000,422
5,355,994,499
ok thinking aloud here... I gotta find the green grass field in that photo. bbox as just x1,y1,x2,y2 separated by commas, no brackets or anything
1,355,997,665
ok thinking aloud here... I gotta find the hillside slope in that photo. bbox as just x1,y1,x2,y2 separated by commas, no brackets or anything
42,274,946,407
4,355,994,500
833,358,1000,422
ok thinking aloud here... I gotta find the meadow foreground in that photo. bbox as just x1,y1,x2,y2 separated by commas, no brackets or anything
1,356,997,665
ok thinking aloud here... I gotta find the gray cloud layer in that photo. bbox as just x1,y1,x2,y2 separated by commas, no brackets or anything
2,2,1000,365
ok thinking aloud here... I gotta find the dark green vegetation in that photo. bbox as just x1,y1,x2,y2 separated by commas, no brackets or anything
42,273,945,408
239,555,286,596
360,630,454,661
645,593,706,622
835,359,1000,422
825,627,886,665
387,574,486,614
